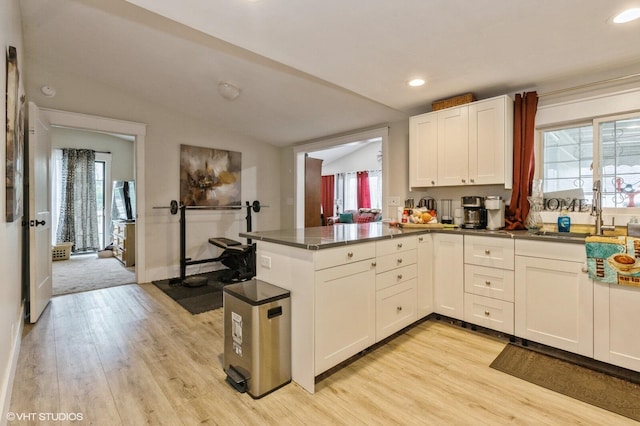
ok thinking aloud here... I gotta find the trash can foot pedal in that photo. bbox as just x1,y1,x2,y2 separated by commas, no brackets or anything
225,366,248,393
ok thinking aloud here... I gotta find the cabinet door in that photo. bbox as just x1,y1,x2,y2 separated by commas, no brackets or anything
594,281,640,372
437,106,469,186
515,255,593,357
315,260,376,375
469,96,507,186
416,234,434,318
433,234,464,319
376,280,417,341
409,113,438,188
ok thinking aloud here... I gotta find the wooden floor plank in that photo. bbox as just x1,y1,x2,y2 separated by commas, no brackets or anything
9,283,638,425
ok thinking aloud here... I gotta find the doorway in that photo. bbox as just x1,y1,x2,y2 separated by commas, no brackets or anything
40,108,147,291
50,127,136,295
294,127,389,228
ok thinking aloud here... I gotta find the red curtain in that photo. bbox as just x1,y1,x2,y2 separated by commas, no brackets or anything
321,175,335,219
357,171,371,209
505,91,539,230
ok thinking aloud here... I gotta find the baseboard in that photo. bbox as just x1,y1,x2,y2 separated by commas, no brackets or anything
1,305,24,426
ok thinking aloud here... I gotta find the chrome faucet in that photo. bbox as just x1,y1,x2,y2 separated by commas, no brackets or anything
592,179,615,235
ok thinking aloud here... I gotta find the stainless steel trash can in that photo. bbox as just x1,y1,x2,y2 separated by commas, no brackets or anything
223,279,291,398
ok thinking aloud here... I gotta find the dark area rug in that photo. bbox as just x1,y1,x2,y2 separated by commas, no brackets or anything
152,270,230,315
490,343,640,421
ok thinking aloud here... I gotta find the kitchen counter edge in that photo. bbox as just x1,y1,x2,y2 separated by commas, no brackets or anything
240,223,588,250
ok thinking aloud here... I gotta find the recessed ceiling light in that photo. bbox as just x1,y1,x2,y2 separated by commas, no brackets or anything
218,82,241,101
408,78,425,87
613,8,640,23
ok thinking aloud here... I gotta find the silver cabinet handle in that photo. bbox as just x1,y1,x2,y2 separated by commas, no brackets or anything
347,252,354,258
397,306,403,312
485,280,491,286
462,179,466,183
484,311,490,316
397,274,403,280
470,179,475,183
484,249,491,255
371,262,377,267
397,258,403,264
397,243,403,248
418,236,424,242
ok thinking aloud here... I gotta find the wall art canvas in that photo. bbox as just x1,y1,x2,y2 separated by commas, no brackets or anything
5,45,24,222
180,144,242,207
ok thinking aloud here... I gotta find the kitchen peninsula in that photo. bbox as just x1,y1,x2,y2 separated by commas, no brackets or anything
241,222,640,394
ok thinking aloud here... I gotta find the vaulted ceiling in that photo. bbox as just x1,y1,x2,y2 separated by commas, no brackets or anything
19,0,640,146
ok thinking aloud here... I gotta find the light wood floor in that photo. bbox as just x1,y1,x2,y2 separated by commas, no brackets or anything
9,283,637,425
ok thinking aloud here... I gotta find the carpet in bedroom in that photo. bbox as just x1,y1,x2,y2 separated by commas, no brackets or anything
52,253,135,296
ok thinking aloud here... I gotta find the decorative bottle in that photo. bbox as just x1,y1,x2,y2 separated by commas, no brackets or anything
525,196,544,233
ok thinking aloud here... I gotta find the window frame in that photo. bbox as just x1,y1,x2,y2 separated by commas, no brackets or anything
537,110,640,219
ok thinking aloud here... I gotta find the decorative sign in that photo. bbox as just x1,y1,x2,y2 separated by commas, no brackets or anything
542,198,591,212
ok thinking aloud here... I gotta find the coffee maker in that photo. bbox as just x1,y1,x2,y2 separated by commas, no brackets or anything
461,196,487,229
485,196,505,230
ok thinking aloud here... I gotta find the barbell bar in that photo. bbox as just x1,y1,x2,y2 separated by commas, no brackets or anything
152,200,267,215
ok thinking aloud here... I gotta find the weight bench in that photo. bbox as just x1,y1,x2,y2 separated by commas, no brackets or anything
208,237,256,283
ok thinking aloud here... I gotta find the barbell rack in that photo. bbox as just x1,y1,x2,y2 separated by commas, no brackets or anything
152,200,266,285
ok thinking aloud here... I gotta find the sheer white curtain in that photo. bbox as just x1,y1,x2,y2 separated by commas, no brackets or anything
335,170,382,212
368,170,382,209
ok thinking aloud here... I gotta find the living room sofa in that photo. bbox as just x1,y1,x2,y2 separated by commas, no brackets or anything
327,208,382,225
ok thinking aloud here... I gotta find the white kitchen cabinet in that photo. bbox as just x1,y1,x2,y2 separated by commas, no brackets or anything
375,236,417,341
463,235,515,334
408,94,513,189
409,113,438,187
594,281,640,372
468,96,513,188
416,234,434,318
514,240,593,357
315,259,376,375
437,106,469,186
433,233,464,319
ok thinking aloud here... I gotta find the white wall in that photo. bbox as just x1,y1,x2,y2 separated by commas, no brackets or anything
0,1,25,423
51,127,134,181
321,141,382,175
25,52,281,283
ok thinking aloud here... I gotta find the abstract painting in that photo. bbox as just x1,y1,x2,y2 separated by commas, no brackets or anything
5,46,24,222
180,144,242,207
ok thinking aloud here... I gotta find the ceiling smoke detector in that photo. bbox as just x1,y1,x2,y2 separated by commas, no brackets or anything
40,85,56,97
218,82,241,101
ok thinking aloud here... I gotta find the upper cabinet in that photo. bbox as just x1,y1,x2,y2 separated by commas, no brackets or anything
409,95,514,189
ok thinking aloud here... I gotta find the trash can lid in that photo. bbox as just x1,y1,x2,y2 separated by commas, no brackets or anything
223,279,290,306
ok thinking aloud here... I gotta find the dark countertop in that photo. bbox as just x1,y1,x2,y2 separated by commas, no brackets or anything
240,222,589,250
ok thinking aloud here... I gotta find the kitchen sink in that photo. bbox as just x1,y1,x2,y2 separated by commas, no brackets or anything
533,230,592,239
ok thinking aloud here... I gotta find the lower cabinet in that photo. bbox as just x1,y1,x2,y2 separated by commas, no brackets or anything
315,259,376,375
514,241,593,357
376,280,417,341
375,236,418,341
416,234,434,318
594,281,640,371
433,233,464,319
463,235,515,333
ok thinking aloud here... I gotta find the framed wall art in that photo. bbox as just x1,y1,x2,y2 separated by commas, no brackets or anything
179,144,242,207
6,45,24,222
